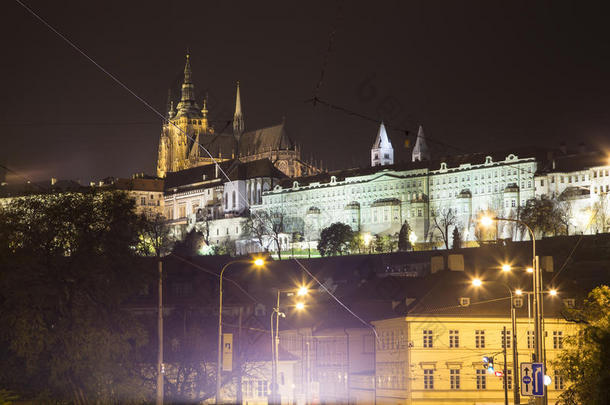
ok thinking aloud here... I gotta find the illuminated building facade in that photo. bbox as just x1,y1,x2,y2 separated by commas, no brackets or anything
156,54,318,179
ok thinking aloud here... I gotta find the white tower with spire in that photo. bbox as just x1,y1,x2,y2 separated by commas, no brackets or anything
371,122,394,167
233,81,244,140
412,125,430,162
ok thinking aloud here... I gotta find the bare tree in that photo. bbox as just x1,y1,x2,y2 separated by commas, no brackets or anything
242,209,288,259
432,207,458,250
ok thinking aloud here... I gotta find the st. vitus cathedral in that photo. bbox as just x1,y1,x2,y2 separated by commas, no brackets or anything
156,54,318,178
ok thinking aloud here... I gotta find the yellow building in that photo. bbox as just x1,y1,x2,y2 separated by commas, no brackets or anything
373,269,577,405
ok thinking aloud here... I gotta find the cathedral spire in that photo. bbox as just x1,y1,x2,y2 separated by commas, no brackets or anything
412,125,430,162
233,81,245,139
371,121,394,167
181,53,194,103
176,52,202,118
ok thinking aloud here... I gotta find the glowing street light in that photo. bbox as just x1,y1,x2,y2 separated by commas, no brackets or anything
480,215,495,227
408,231,418,245
295,301,305,310
254,257,265,267
472,278,483,287
501,264,512,272
549,289,558,296
297,286,309,296
526,267,534,273
515,289,523,296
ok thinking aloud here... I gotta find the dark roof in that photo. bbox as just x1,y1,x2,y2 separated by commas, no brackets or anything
100,177,164,192
0,179,84,198
164,160,234,191
237,122,294,155
537,150,607,174
404,269,585,318
163,159,286,192
226,159,287,181
277,147,546,189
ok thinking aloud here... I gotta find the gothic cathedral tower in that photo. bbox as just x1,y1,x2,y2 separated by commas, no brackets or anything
157,54,217,178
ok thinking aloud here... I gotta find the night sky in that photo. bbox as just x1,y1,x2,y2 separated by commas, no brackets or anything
3,0,610,183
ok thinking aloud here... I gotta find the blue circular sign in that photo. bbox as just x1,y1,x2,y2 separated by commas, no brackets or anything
523,376,532,384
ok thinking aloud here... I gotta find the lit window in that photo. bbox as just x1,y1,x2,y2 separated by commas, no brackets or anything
423,330,433,348
527,330,535,349
449,330,459,348
476,369,486,390
553,331,563,349
554,370,565,390
475,330,485,348
450,369,460,389
502,329,512,349
424,369,434,389
503,369,513,390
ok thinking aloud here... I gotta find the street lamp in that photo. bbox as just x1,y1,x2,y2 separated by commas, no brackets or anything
480,215,546,404
216,257,265,404
472,278,520,405
501,264,512,272
270,286,308,405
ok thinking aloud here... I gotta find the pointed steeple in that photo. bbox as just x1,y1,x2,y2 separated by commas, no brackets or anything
175,52,202,118
233,81,245,139
412,125,430,162
201,95,208,127
371,122,394,167
168,101,175,119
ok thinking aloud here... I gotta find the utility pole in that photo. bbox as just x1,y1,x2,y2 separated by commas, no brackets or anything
502,326,508,405
512,295,520,405
236,307,243,405
156,260,164,405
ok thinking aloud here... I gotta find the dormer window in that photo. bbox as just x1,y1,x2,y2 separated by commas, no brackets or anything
459,297,470,307
563,298,576,308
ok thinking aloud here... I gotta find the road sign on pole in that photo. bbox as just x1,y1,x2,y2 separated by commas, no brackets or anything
521,362,545,397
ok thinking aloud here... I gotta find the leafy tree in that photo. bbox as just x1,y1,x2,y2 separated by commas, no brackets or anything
374,234,385,253
451,226,462,249
398,221,412,251
317,222,354,256
554,286,610,405
0,191,156,403
172,229,205,256
519,196,565,237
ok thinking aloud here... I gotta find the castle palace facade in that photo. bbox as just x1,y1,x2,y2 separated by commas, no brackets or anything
156,54,317,179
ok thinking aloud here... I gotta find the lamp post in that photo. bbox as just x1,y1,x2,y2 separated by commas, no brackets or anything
472,278,519,405
480,215,545,404
270,286,308,405
217,258,265,404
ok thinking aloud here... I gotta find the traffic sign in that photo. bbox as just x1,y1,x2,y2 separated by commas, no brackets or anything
521,362,545,397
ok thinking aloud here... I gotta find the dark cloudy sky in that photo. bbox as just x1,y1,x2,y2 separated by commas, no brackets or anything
2,0,610,182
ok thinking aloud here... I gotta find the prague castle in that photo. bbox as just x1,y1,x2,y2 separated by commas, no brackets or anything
156,54,316,179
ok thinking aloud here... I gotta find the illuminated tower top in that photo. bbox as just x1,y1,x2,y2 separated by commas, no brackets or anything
233,81,244,139
412,125,430,162
175,53,202,118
